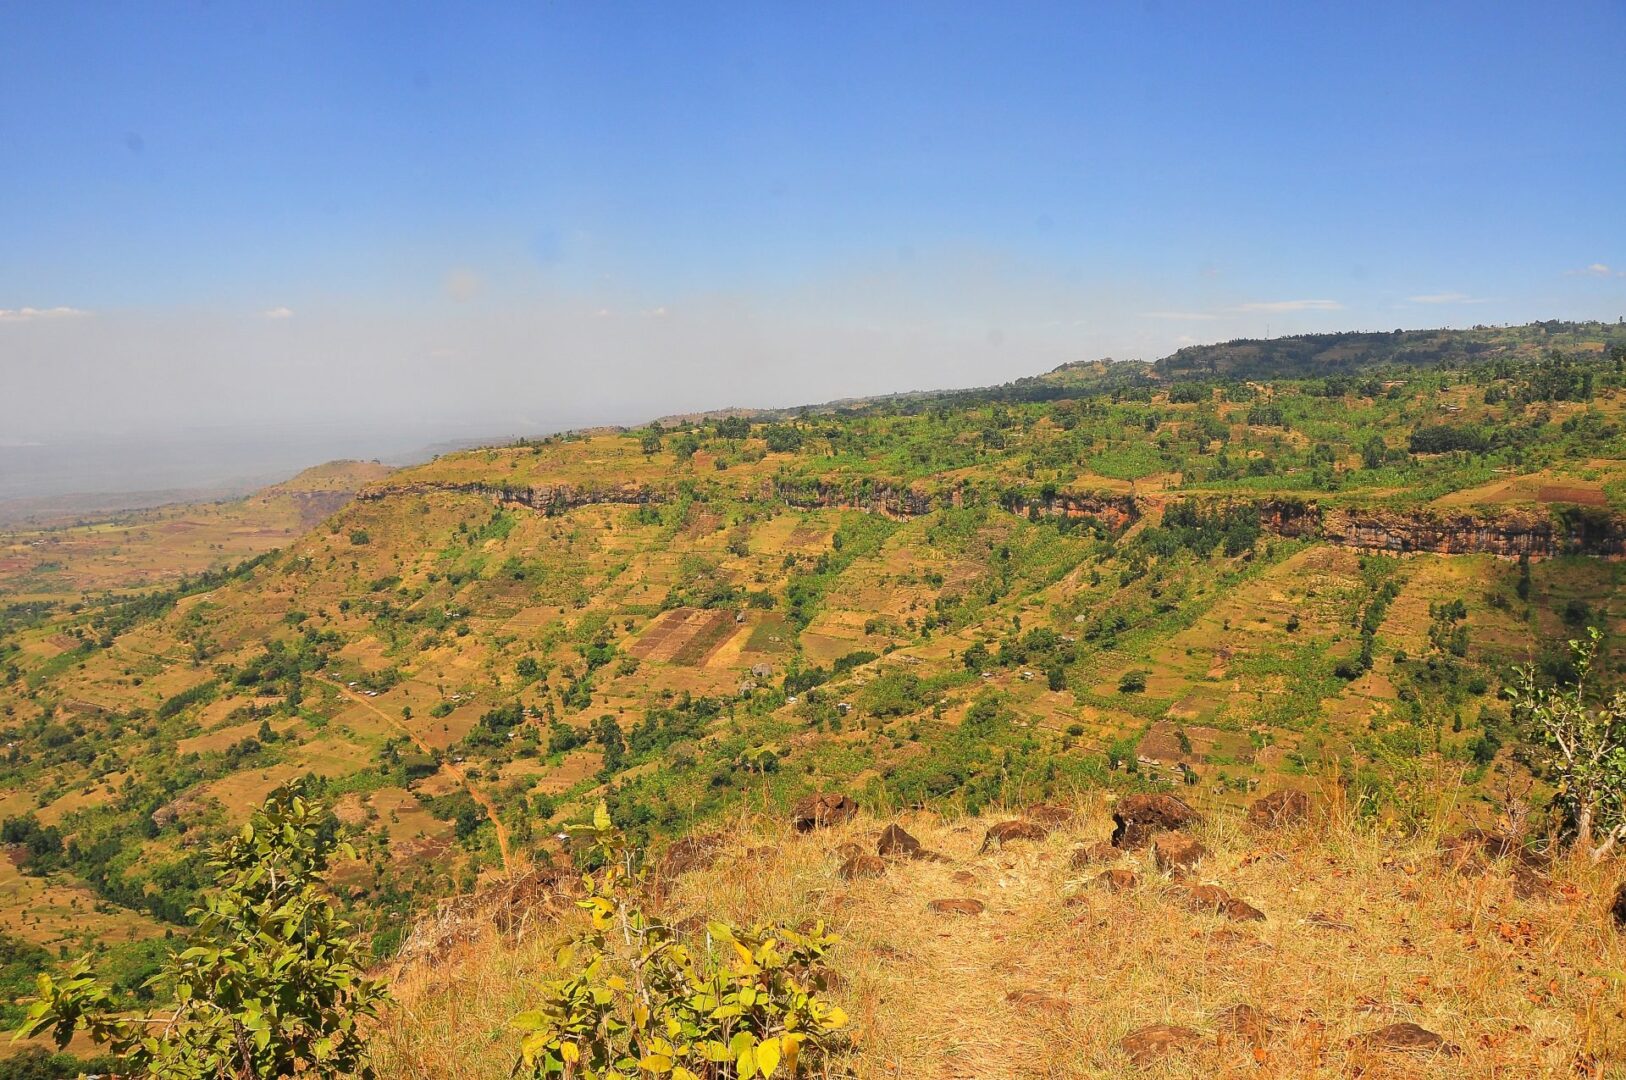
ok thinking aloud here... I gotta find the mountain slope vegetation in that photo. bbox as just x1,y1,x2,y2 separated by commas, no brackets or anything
3,322,1626,1075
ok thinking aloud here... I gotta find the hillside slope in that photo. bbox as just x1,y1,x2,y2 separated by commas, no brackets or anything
375,792,1624,1078
4,324,1626,1069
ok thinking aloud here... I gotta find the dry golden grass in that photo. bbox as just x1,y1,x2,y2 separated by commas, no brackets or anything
373,789,1626,1079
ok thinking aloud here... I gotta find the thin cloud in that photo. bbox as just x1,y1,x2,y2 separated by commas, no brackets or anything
1565,262,1624,278
1235,299,1343,313
0,306,90,323
1407,291,1490,304
1141,310,1217,321
261,306,294,319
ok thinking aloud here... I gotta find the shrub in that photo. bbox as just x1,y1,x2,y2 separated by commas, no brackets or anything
513,803,848,1078
1117,670,1148,694
17,783,387,1078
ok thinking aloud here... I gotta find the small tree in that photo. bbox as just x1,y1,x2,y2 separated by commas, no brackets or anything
514,803,847,1078
16,783,387,1077
1508,628,1626,860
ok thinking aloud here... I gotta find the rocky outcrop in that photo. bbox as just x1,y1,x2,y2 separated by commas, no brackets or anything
1351,1022,1458,1055
980,819,1050,851
1153,833,1209,872
1258,499,1626,557
791,793,858,832
772,479,941,519
838,854,886,880
877,824,921,857
1248,789,1312,828
357,481,660,514
359,476,1626,558
1111,794,1199,850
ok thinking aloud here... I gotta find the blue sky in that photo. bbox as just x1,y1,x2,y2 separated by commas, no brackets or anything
3,1,1625,445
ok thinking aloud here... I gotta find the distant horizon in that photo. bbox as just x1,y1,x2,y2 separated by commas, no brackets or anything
5,2,1623,455
6,315,1623,511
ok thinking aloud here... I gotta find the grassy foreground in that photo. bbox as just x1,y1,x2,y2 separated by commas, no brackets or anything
374,784,1624,1079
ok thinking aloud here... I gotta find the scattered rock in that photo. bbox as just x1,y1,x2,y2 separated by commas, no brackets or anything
1221,897,1266,922
1247,789,1311,828
877,823,921,857
952,869,978,885
928,898,985,915
1006,989,1069,1013
1352,1022,1459,1055
835,841,866,862
1120,1023,1203,1065
1097,868,1139,892
1024,803,1076,828
792,792,858,832
659,833,724,877
1611,882,1626,930
1153,832,1210,873
1307,911,1354,933
1111,793,1198,850
1068,841,1117,869
980,819,1050,851
839,854,886,881
1511,865,1551,900
1175,883,1231,912
1214,1003,1276,1043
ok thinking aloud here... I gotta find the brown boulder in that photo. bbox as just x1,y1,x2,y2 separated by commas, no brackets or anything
1247,789,1311,828
1221,897,1266,922
1111,794,1198,849
659,833,724,877
1068,841,1117,869
928,898,986,915
1097,868,1139,892
980,819,1050,851
952,869,978,885
792,792,858,832
1612,882,1626,929
1352,1022,1459,1055
1025,803,1076,828
1153,832,1209,872
877,823,921,857
1175,883,1231,912
834,841,865,862
839,854,886,881
1120,1023,1202,1065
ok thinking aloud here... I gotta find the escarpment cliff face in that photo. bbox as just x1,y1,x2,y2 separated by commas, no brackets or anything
1322,507,1626,557
356,478,1623,558
355,481,662,513
1257,500,1626,557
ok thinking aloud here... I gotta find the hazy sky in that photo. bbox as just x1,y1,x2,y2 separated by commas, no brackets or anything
4,1,1625,448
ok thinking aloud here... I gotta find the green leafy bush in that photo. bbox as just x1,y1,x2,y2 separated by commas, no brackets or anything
514,803,848,1079
16,783,387,1078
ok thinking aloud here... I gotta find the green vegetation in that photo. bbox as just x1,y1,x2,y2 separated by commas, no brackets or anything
18,784,386,1078
512,803,847,1079
5,321,1626,1065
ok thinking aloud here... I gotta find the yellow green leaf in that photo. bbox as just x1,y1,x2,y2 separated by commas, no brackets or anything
756,1036,781,1077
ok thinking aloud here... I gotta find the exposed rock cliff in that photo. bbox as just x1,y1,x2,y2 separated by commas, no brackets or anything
357,481,1622,558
